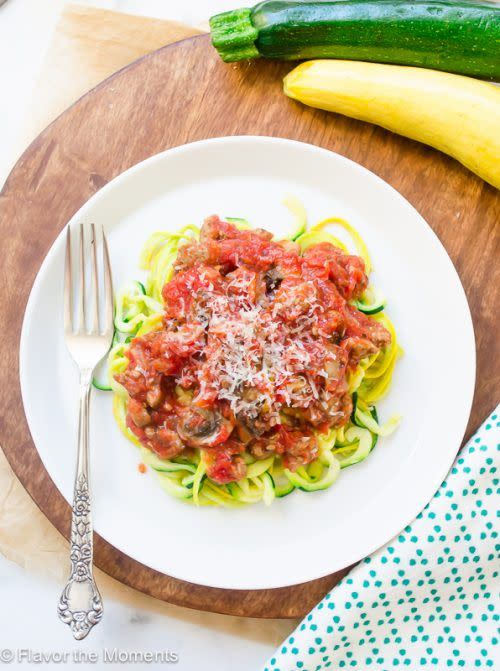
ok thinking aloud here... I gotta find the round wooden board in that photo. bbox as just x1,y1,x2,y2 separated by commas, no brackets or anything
0,34,498,619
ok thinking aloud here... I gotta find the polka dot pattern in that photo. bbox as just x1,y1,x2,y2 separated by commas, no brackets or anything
263,407,500,671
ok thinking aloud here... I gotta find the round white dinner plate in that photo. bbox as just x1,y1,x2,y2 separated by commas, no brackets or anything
20,136,475,590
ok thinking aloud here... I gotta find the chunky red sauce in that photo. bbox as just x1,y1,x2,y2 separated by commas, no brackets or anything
116,217,391,484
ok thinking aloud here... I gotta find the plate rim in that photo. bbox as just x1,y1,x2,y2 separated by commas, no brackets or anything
19,135,476,590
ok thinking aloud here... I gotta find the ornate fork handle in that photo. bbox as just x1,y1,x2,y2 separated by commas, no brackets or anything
58,369,103,639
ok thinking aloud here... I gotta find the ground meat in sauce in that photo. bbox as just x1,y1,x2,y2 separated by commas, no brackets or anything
116,216,391,484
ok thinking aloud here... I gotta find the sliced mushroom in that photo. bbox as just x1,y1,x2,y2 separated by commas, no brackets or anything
235,407,266,438
235,387,273,437
177,407,234,448
264,267,283,293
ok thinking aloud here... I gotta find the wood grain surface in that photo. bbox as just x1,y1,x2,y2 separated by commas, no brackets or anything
0,34,498,619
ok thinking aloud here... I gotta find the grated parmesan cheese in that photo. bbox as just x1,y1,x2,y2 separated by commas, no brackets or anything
182,277,334,423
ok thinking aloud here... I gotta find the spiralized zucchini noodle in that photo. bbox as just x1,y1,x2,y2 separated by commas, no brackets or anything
102,201,402,507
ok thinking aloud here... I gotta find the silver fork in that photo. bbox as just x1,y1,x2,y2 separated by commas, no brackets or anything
57,223,114,640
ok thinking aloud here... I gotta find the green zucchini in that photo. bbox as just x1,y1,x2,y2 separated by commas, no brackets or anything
92,377,112,392
246,456,275,478
261,472,276,505
334,426,373,468
274,479,296,497
157,473,194,500
353,291,386,315
270,465,296,497
114,280,159,333
283,195,307,241
210,1,500,79
284,450,340,491
92,359,112,391
226,217,250,227
350,391,361,426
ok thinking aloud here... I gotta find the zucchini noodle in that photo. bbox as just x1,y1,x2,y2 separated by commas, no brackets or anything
104,205,402,506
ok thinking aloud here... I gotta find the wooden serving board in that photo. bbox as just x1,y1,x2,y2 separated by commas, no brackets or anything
0,34,498,619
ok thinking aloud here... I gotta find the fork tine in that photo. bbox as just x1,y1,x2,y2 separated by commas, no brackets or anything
102,226,114,337
90,224,100,334
78,224,86,333
64,227,73,334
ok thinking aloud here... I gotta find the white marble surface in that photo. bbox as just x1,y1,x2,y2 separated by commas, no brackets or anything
0,557,293,670
0,1,294,668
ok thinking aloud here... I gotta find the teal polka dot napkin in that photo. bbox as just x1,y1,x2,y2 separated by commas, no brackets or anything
263,407,499,671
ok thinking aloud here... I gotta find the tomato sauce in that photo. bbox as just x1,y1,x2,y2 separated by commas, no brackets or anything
116,217,390,484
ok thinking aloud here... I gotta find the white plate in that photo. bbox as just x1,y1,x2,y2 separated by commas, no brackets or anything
20,137,475,590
